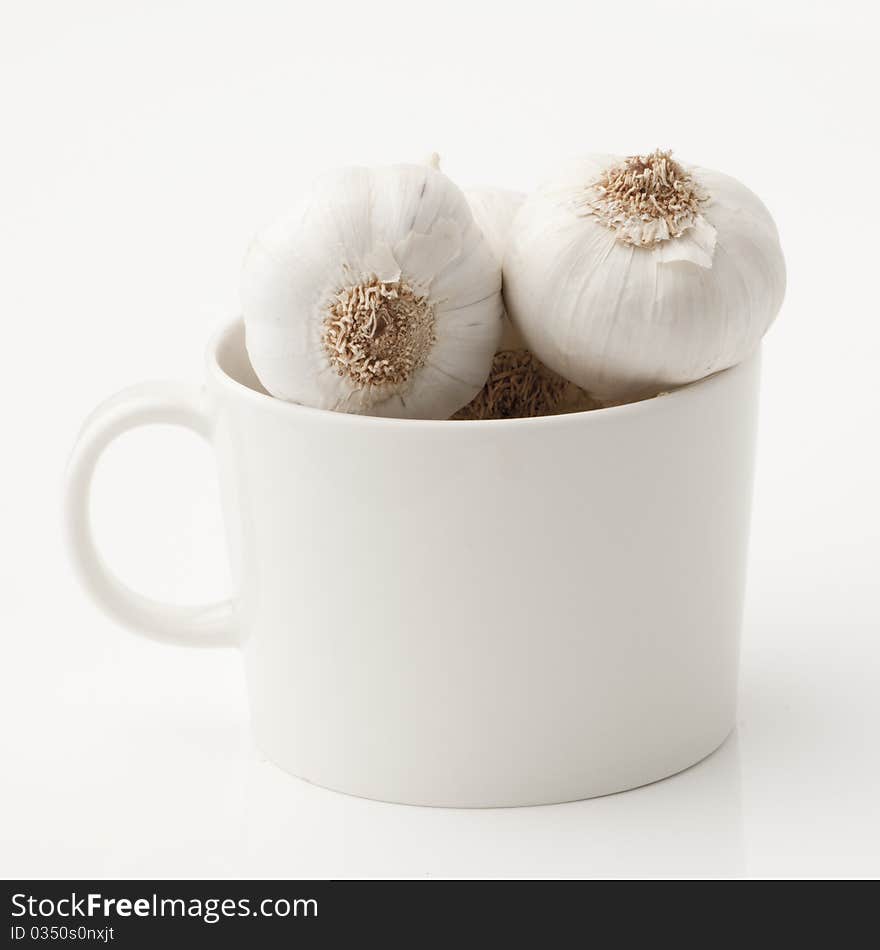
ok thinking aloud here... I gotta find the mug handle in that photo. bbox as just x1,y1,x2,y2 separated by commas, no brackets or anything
64,381,237,647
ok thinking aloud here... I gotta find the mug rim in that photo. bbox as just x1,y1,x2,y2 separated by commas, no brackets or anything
207,318,755,429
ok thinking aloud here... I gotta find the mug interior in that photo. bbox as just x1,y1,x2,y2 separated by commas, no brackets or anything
213,320,271,397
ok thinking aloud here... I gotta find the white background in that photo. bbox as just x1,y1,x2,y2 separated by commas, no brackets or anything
1,0,878,879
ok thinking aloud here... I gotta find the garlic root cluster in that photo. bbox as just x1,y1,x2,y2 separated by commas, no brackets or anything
453,349,598,420
241,150,785,419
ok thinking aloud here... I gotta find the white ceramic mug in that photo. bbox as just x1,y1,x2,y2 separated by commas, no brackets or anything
66,320,760,807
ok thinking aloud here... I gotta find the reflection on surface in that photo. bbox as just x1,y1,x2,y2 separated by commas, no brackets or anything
243,732,745,879
3,648,743,879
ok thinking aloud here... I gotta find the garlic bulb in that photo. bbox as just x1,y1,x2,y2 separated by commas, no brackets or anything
242,164,503,418
459,186,595,419
503,150,786,401
466,187,525,351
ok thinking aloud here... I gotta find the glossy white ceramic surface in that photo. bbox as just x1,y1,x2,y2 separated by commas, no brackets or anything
65,321,760,807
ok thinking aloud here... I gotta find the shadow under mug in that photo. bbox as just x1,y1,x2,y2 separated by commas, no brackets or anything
65,320,760,807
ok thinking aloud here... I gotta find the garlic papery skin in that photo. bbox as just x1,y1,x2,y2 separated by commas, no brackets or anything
503,150,786,402
242,164,503,419
466,187,526,352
